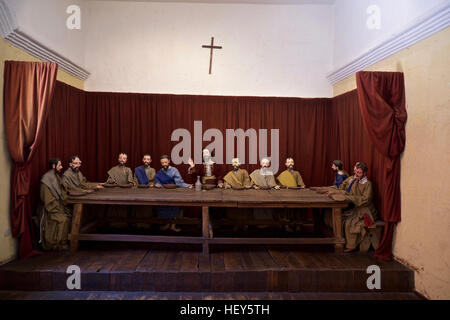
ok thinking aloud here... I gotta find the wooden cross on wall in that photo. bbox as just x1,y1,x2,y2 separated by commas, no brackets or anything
202,37,222,74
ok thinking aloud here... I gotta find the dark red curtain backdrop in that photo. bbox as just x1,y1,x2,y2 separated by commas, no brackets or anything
22,76,404,260
35,83,333,187
3,61,58,259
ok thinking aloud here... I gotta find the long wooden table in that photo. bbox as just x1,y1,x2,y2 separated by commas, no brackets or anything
67,188,348,255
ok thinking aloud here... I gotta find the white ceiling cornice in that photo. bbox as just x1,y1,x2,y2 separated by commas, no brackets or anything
86,0,336,4
327,1,450,85
0,0,90,81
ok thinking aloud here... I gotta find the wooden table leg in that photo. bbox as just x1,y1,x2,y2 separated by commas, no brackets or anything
97,205,106,228
69,203,83,252
202,206,210,255
332,207,344,253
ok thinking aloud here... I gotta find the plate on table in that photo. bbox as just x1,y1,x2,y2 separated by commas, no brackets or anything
102,183,117,188
118,184,133,188
231,185,245,190
202,184,216,190
331,193,346,201
163,184,177,189
138,184,150,188
69,190,88,197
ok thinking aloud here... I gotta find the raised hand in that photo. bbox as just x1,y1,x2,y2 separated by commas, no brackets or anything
188,158,195,168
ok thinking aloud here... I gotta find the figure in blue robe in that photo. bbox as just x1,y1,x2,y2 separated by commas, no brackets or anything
154,166,191,221
334,171,349,188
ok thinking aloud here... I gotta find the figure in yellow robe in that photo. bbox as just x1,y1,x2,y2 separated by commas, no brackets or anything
224,158,252,231
276,158,306,232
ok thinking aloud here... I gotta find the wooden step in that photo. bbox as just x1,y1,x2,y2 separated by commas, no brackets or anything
0,245,415,293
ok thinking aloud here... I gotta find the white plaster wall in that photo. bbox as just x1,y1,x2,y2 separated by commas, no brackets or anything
332,0,447,69
84,1,334,97
4,0,86,66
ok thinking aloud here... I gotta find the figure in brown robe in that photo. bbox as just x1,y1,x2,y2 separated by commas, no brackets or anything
328,162,378,252
250,158,280,225
105,153,134,228
62,156,103,193
39,158,71,251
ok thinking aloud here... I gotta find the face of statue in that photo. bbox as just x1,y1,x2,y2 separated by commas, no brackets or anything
260,159,270,168
54,161,63,174
118,154,127,166
285,158,294,170
70,157,82,172
142,155,152,166
353,165,358,175
331,163,338,172
232,158,241,170
355,168,365,180
203,149,211,160
160,158,170,170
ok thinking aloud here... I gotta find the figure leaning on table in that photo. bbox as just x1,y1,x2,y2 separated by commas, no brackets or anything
62,155,104,193
154,155,193,232
39,158,72,251
327,162,378,253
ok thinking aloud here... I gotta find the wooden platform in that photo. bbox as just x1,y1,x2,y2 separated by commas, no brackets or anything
0,244,415,296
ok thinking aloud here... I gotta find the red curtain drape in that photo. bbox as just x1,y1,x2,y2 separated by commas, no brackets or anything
3,61,58,259
356,71,407,260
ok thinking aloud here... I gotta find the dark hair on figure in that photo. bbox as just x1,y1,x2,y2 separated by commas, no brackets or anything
356,162,368,173
69,155,80,164
333,160,343,170
49,158,61,169
160,155,170,160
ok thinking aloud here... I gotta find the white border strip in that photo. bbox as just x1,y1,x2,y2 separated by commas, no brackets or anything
327,1,450,85
0,0,90,81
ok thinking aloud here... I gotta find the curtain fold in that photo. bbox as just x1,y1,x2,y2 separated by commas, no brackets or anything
3,61,58,259
356,71,407,260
